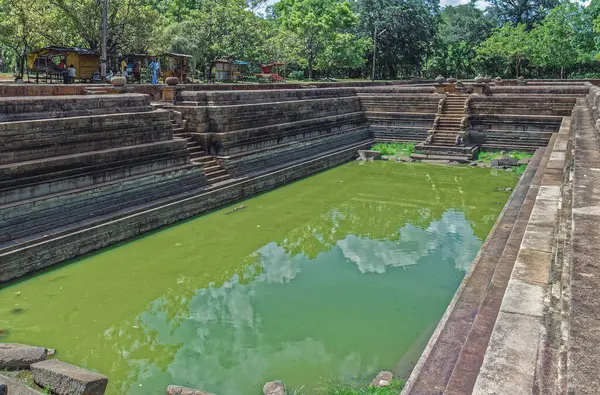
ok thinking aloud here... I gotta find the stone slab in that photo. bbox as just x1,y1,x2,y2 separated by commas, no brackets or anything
167,384,216,395
0,343,47,369
472,312,540,395
0,374,44,395
512,248,552,285
30,360,107,395
500,279,545,317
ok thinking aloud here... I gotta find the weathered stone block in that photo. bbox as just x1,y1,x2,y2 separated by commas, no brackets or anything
358,150,381,161
371,371,393,387
30,360,107,395
263,380,285,395
0,343,47,369
166,384,215,395
491,157,519,167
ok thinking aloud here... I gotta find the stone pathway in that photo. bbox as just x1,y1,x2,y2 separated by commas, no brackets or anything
567,99,600,394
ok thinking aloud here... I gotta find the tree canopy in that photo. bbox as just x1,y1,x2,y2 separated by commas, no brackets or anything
1,0,600,80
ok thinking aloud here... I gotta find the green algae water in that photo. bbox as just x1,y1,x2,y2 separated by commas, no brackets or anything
0,162,518,394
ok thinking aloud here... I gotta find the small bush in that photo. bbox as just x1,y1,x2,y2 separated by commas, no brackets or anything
371,142,415,156
289,70,305,80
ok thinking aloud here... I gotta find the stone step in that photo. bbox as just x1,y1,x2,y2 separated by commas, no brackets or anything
194,156,214,163
190,153,207,161
0,152,190,204
188,146,204,154
205,169,228,178
204,165,221,173
0,165,207,242
206,173,232,184
0,140,189,184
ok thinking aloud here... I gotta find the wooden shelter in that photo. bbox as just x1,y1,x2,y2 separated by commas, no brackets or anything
26,46,100,82
158,53,192,82
213,59,232,82
212,59,249,82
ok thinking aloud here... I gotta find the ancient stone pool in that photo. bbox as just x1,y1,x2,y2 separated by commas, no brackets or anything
0,161,518,394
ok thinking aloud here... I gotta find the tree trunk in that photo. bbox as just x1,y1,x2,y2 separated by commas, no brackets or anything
18,53,25,80
308,56,313,80
387,63,396,80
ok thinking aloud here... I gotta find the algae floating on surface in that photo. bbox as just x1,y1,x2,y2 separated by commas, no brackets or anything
0,161,518,395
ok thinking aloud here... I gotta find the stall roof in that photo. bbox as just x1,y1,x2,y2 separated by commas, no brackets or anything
28,46,99,56
232,60,249,65
159,52,193,58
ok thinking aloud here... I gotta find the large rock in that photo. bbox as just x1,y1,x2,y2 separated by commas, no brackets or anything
0,343,47,369
30,360,107,395
371,371,393,387
166,385,216,395
263,380,285,395
358,150,381,161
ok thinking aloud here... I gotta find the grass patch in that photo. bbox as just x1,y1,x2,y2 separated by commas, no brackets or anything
514,164,528,176
475,150,532,164
316,378,405,395
371,142,415,157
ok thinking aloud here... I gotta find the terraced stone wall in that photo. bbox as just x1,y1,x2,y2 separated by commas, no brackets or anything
468,94,582,151
0,94,207,280
173,90,372,177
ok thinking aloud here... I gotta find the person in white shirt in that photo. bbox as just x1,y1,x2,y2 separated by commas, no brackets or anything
67,64,76,83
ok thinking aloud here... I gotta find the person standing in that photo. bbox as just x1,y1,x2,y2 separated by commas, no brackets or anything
67,64,76,83
150,58,160,85
133,60,141,82
121,58,127,74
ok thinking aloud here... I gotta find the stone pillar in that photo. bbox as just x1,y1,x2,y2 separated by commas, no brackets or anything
434,84,446,94
162,87,176,102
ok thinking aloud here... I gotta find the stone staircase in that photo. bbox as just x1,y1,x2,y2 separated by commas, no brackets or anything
171,118,234,185
413,94,478,162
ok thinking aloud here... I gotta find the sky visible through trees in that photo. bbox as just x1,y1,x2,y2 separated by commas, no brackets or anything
1,0,600,79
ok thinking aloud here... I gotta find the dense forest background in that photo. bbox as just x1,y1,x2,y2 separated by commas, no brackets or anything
1,0,599,80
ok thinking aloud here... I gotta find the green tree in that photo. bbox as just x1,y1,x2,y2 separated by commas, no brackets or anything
430,1,494,78
488,0,559,28
42,0,161,53
164,0,266,76
476,23,532,78
0,0,47,78
354,0,438,79
274,0,358,79
530,2,588,77
313,33,371,76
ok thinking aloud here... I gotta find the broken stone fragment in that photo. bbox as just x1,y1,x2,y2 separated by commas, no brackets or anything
31,359,107,395
0,343,47,369
166,384,216,395
263,380,285,395
371,371,393,387
491,157,518,167
357,150,381,161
